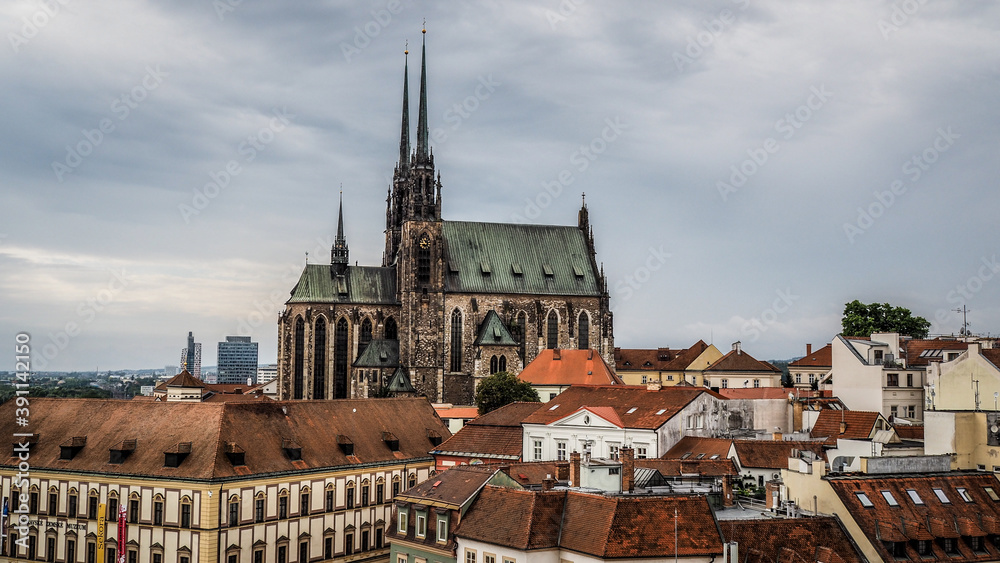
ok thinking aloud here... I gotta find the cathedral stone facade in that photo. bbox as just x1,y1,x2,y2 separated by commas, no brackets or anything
277,34,614,404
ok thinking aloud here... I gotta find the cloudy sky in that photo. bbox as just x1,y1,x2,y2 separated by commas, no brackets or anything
2,1,999,372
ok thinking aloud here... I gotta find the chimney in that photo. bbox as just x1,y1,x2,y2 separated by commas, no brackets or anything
733,341,742,354
569,451,581,487
969,341,982,356
806,343,812,356
773,431,783,441
839,421,847,435
722,475,734,507
542,474,556,491
553,348,561,361
621,447,635,492
555,462,569,481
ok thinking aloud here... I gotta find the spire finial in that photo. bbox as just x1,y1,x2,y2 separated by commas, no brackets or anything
415,23,430,162
398,46,411,169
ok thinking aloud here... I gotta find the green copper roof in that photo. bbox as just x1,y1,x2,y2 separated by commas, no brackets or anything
387,367,416,394
353,339,400,368
442,221,600,296
288,265,398,304
474,310,518,346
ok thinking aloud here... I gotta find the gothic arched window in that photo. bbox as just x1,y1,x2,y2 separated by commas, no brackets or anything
313,317,326,399
489,355,498,374
514,312,526,361
546,310,559,349
335,318,349,399
293,317,305,399
384,317,398,340
450,309,462,372
578,312,590,350
417,234,431,285
360,318,373,352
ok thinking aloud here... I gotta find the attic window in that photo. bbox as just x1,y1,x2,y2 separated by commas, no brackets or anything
12,433,39,456
881,491,899,506
624,361,632,366
109,439,137,464
59,436,87,461
572,265,584,278
542,264,554,277
957,488,974,503
985,487,1000,502
382,432,400,452
480,261,491,275
710,455,720,460
448,261,459,273
933,488,951,504
680,453,692,460
906,489,924,504
281,438,302,461
656,409,666,415
855,492,874,508
223,442,245,466
427,429,443,447
164,442,192,468
336,275,348,296
548,404,560,411
626,407,637,414
695,453,706,459
337,435,355,456
511,263,523,276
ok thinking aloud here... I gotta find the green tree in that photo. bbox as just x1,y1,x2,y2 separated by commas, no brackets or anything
474,371,540,415
841,300,930,338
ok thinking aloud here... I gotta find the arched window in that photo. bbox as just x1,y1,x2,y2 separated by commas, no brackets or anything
384,317,398,340
489,356,498,374
228,495,239,527
408,473,418,489
499,355,507,372
293,317,305,399
450,309,462,372
360,318,373,351
335,318,349,399
546,310,559,349
513,312,526,361
417,234,431,284
361,479,371,507
346,481,356,509
578,312,590,350
313,317,327,399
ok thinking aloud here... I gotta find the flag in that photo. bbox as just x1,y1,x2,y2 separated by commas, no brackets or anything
117,503,127,563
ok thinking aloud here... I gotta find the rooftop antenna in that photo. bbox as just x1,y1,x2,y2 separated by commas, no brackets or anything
953,306,971,336
305,251,309,265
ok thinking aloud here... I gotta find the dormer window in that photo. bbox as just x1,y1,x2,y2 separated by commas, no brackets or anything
338,435,355,456
542,264,554,277
382,432,400,452
427,429,443,447
60,436,87,460
164,442,192,468
282,439,302,461
224,442,245,466
109,439,137,464
511,263,523,276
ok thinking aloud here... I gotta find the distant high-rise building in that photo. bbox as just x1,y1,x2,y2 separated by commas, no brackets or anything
165,365,179,376
256,363,278,384
180,331,202,381
218,336,259,385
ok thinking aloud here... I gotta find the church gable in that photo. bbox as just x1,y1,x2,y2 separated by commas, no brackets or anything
474,310,518,346
288,264,398,304
441,221,600,296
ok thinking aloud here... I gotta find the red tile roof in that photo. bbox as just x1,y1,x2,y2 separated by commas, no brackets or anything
810,410,882,445
397,465,498,507
165,370,205,388
434,406,481,420
432,402,542,460
458,486,724,557
732,440,826,470
706,349,781,373
519,349,622,386
496,461,568,487
614,347,679,370
788,344,833,368
0,397,450,479
662,436,733,461
903,339,968,366
522,385,722,430
719,387,799,400
636,458,738,477
894,425,924,440
828,472,1000,561
718,517,866,563
982,349,1000,370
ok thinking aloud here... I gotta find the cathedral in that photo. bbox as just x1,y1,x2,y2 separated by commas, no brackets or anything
277,33,615,404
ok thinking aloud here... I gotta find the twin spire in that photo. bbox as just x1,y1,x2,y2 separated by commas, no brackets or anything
399,28,431,169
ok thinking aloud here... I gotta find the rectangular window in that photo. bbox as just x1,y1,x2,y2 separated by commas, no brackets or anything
906,373,913,387
503,558,516,563
181,503,191,528
855,492,873,507
886,373,899,387
152,554,161,563
87,542,96,563
609,444,620,460
881,490,899,506
795,374,801,384
986,487,1000,501
361,529,370,551
30,492,38,513
278,546,287,563
533,440,542,461
376,527,384,549
228,555,237,563
556,441,567,461
906,489,923,504
299,542,308,563
153,500,163,525
466,550,476,563
345,533,354,556
484,554,496,563
279,496,288,518
416,513,427,538
128,550,137,563
89,496,98,519
255,498,265,522
808,373,815,384
437,515,448,542
301,492,309,515
107,548,115,563
108,498,118,522
890,405,898,417
129,499,139,523
958,487,974,502
254,550,264,563
721,379,728,388
228,501,239,526
636,446,648,459
326,489,334,511
325,538,333,559
907,405,915,418
398,509,408,533
49,493,57,515
68,494,78,516
361,486,370,507
68,540,76,562
933,488,951,504
376,483,384,504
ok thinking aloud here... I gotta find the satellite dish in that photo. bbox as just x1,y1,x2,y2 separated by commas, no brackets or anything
991,425,999,433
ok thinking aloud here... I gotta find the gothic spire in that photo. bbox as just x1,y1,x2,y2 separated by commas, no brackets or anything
398,45,410,170
336,190,345,241
332,190,349,271
415,26,430,163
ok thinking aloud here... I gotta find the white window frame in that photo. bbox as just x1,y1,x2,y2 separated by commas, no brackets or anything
533,440,542,461
436,514,448,542
465,549,476,563
397,509,408,534
556,441,567,461
415,512,427,538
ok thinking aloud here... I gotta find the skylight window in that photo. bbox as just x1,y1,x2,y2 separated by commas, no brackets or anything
548,404,560,411
957,488,974,503
680,452,692,460
881,491,899,506
656,409,666,415
906,489,924,504
985,487,1000,501
855,492,874,508
933,488,951,504
626,407,637,414
710,455,720,460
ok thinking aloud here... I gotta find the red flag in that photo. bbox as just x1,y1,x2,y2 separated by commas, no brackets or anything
117,503,127,563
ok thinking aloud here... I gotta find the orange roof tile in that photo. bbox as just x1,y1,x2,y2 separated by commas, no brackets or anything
732,440,826,469
810,410,881,445
518,349,622,386
432,402,543,460
636,458,738,477
522,385,721,429
164,370,205,388
397,465,498,506
719,517,865,563
662,436,733,461
706,348,781,373
614,341,710,371
434,406,481,420
788,344,833,368
903,338,968,366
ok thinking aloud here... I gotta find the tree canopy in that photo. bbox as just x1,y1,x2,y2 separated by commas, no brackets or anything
841,300,930,338
474,371,540,415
